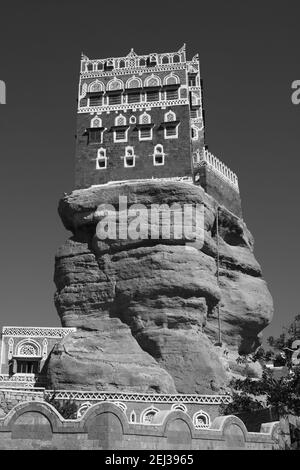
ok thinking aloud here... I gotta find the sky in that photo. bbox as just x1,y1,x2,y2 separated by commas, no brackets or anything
0,0,299,341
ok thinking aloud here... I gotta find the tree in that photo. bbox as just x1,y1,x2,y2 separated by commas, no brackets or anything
45,392,78,419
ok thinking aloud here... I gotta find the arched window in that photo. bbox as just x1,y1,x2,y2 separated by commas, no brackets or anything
91,116,102,128
115,114,126,126
153,144,165,166
141,406,160,424
164,110,176,122
107,78,124,91
126,76,142,89
164,74,179,86
130,410,137,423
119,60,125,68
87,63,93,71
97,62,103,70
138,112,152,140
173,54,180,63
139,112,151,124
129,115,136,124
96,148,107,170
162,56,169,64
139,58,146,67
193,411,210,429
16,339,41,357
124,146,135,167
144,74,161,87
89,80,105,93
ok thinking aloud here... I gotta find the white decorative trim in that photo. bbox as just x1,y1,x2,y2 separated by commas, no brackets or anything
197,149,239,192
171,403,187,413
8,338,14,360
163,72,180,85
2,327,76,338
115,113,126,126
111,401,127,413
78,98,189,114
144,74,161,87
77,401,92,418
107,77,124,91
44,390,231,405
193,410,211,429
140,406,160,424
42,339,48,359
80,64,186,80
16,339,41,358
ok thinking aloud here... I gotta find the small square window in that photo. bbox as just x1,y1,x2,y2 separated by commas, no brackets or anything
166,89,178,100
114,129,127,142
125,156,135,167
96,157,107,169
88,129,102,144
139,127,152,140
109,94,122,105
154,154,164,166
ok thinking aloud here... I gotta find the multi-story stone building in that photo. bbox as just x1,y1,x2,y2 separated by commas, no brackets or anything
75,45,242,217
0,326,75,388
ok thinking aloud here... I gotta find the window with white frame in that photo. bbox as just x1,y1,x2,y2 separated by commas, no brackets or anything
138,112,152,140
191,126,198,140
153,144,165,166
124,146,135,167
115,114,126,126
164,111,178,139
96,148,107,169
91,116,102,128
114,114,128,142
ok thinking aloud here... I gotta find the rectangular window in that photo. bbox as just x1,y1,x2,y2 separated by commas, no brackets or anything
190,109,199,119
114,129,127,142
96,157,107,169
165,126,178,139
127,93,140,103
154,154,164,166
88,129,102,144
17,361,36,374
124,155,135,167
166,89,178,100
109,94,122,105
89,95,102,106
189,76,196,87
139,127,152,140
147,91,159,102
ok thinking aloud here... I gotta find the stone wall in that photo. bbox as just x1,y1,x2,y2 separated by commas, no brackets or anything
0,401,280,450
0,389,44,417
195,164,242,218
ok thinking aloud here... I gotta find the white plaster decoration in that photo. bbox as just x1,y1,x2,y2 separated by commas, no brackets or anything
193,410,211,429
8,338,14,360
2,327,76,338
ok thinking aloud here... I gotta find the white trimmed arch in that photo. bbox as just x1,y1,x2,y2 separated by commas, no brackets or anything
163,73,180,85
16,339,41,357
140,406,160,424
193,410,211,429
115,114,126,126
126,76,142,89
164,110,176,122
144,74,161,87
139,111,151,124
107,77,124,91
91,115,102,128
88,80,105,93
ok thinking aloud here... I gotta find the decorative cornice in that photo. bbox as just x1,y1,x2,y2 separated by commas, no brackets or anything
2,327,76,338
78,98,189,114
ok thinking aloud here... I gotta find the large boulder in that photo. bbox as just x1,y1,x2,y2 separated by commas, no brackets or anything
46,181,273,393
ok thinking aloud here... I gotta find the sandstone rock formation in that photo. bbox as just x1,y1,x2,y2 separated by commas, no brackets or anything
46,181,273,393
